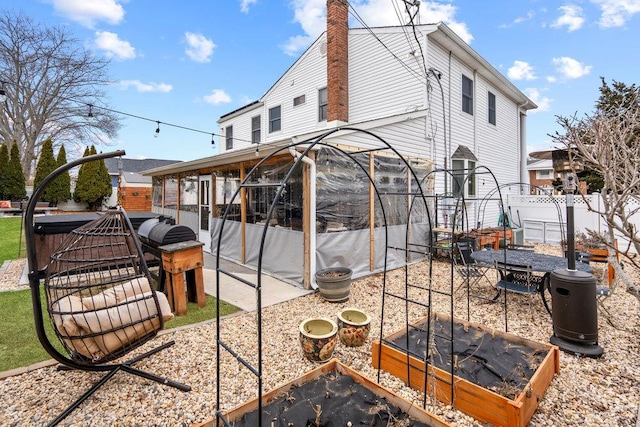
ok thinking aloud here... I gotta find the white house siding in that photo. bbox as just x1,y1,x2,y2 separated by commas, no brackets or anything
348,28,426,124
422,39,526,228
219,38,329,153
326,118,428,160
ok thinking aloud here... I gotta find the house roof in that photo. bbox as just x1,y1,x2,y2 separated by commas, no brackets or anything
451,145,477,161
104,157,182,175
428,23,536,110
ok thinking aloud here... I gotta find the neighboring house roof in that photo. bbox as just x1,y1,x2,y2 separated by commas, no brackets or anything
527,159,553,171
120,171,151,185
104,157,182,176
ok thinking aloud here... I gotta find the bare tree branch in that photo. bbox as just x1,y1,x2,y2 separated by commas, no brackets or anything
0,10,121,180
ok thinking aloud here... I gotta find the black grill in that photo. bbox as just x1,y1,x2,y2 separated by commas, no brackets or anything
138,216,196,248
138,217,197,293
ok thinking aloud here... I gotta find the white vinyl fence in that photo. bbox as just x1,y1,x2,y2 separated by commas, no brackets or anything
506,194,638,253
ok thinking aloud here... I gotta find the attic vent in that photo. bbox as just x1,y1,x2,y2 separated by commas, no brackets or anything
318,40,327,57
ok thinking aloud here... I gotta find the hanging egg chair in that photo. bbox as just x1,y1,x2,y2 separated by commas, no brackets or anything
24,150,190,426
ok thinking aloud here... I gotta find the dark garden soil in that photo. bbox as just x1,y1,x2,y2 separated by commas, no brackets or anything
231,371,433,426
389,318,548,399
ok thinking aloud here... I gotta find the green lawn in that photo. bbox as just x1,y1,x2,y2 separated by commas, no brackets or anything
0,217,239,373
0,288,238,372
0,217,27,263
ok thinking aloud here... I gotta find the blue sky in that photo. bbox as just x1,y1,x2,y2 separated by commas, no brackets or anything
4,0,640,162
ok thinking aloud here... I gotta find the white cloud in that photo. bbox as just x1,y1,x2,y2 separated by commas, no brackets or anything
551,5,585,31
282,0,325,56
117,80,173,93
203,89,232,105
185,32,216,63
552,56,592,78
48,0,125,28
524,88,552,112
240,0,258,13
592,0,640,27
508,60,537,80
546,75,558,83
513,10,536,25
94,31,135,60
282,0,473,55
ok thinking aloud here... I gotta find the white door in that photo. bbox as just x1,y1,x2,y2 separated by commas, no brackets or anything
199,175,212,252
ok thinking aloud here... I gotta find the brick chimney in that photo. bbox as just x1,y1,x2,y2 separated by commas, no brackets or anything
326,0,348,123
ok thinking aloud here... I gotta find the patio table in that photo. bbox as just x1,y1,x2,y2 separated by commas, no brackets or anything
471,249,592,314
470,249,592,273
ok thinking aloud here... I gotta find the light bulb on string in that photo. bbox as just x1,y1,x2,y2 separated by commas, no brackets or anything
154,121,160,138
87,104,94,118
255,143,260,157
211,133,215,147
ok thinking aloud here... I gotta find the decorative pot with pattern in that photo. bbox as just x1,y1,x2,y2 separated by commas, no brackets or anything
298,318,338,362
337,308,371,347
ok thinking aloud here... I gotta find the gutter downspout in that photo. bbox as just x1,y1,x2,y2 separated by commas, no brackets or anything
290,147,318,289
518,103,529,191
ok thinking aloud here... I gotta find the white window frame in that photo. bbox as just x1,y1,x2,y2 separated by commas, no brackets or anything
462,75,473,115
269,106,281,133
318,87,328,122
225,125,233,150
251,115,261,144
488,91,496,125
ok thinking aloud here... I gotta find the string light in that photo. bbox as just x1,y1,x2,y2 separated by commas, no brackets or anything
255,143,260,157
211,133,215,147
0,80,256,146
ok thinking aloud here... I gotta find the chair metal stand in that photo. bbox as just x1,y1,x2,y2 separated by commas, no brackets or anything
49,339,189,426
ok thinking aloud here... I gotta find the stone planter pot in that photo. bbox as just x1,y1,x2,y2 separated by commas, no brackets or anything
337,308,371,347
298,318,338,362
315,267,353,302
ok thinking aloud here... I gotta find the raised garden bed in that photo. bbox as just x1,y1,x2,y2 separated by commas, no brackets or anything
193,359,449,426
372,313,560,427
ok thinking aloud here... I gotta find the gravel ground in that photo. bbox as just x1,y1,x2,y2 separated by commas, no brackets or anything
0,245,638,426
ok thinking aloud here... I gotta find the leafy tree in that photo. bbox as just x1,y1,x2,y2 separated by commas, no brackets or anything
0,143,8,199
49,144,71,207
552,77,640,302
73,145,111,210
33,138,57,203
5,142,26,200
0,11,121,180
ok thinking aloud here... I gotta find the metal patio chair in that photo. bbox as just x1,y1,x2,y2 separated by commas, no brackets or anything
453,240,493,292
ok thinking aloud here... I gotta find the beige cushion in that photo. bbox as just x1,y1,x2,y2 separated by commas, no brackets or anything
51,295,105,360
82,277,152,310
73,291,171,355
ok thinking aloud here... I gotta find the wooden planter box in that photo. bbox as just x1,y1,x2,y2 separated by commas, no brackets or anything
371,313,560,427
193,359,449,427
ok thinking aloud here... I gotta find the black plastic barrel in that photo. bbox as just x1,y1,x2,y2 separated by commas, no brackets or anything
550,269,598,344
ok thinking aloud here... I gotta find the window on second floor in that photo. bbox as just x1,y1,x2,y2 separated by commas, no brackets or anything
225,125,233,150
251,115,261,144
269,105,281,133
318,87,328,122
293,94,306,106
488,91,496,125
462,75,473,115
